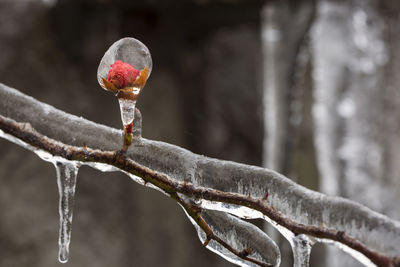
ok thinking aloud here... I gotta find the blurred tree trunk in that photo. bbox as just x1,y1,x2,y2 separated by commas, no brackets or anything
311,0,400,266
262,0,400,266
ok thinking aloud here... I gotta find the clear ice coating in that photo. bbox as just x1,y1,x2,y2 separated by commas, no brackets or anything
183,208,281,267
97,38,152,126
118,98,137,126
97,37,152,88
291,235,313,267
2,83,400,267
54,161,79,263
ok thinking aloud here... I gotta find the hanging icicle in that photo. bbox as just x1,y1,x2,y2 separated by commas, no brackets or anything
53,161,80,263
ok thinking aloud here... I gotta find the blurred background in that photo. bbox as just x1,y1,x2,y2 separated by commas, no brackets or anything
0,0,400,266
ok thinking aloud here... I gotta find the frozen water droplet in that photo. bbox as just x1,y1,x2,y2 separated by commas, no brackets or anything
54,161,79,264
58,246,68,264
118,98,136,126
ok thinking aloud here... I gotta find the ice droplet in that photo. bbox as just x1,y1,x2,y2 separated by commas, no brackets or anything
54,161,79,263
97,37,152,86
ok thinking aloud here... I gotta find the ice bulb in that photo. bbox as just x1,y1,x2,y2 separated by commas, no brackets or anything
97,37,152,126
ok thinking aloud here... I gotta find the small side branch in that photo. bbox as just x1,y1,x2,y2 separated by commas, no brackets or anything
173,194,270,267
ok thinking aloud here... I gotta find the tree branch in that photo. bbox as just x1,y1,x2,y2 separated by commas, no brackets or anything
0,83,400,266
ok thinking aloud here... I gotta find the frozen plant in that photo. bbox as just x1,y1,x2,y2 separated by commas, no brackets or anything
0,36,399,266
97,37,152,151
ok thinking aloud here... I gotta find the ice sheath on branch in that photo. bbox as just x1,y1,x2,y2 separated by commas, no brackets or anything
0,83,400,267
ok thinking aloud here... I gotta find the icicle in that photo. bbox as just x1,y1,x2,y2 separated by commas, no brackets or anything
118,98,137,126
291,234,313,267
53,161,79,263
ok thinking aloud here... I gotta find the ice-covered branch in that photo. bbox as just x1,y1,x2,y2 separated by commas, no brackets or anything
0,83,400,267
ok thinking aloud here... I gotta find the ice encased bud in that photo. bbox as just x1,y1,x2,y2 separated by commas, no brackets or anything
97,37,152,91
97,37,152,127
